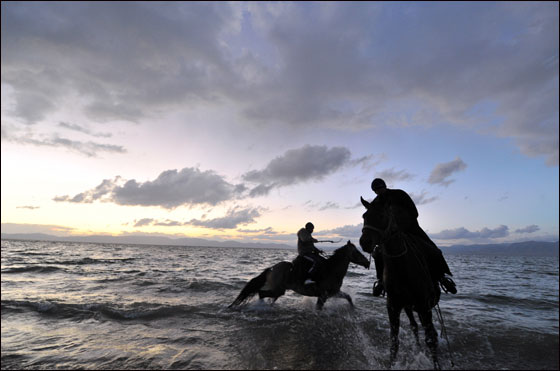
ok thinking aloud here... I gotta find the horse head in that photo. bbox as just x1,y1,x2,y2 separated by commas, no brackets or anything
344,240,370,269
359,196,389,254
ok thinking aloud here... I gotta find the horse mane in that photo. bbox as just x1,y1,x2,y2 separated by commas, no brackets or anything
329,243,351,261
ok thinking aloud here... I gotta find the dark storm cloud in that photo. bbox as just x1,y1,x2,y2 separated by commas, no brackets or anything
1,1,239,123
242,145,352,196
4,2,556,164
428,157,467,187
245,2,558,164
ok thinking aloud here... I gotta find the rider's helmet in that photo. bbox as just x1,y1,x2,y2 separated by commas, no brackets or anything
305,222,314,231
371,178,387,191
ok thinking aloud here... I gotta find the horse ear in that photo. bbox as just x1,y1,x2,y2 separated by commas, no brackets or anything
360,196,370,209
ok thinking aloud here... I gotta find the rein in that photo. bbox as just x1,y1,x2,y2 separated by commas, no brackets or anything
362,206,408,258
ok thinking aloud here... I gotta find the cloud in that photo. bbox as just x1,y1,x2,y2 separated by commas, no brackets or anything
349,154,379,170
319,224,363,239
303,200,359,211
428,157,467,186
186,207,262,229
375,168,415,186
318,201,342,211
112,168,239,208
2,2,556,165
237,227,276,234
54,168,241,208
153,220,183,227
246,3,559,164
52,145,361,208
133,218,154,227
242,145,353,195
409,191,439,205
514,225,540,234
58,122,112,138
1,2,240,124
132,218,184,228
129,205,262,229
54,178,120,203
432,225,509,240
2,127,126,157
16,205,40,210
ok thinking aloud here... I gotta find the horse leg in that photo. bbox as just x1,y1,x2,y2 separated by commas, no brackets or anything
316,294,328,310
417,309,440,370
271,288,285,305
404,306,420,346
335,291,354,307
387,301,401,366
259,288,285,305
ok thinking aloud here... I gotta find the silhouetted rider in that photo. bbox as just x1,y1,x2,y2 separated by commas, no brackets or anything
297,222,324,285
369,178,456,296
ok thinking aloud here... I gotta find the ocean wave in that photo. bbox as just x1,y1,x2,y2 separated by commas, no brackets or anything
46,257,136,265
1,266,65,274
475,293,558,310
344,270,369,277
155,280,238,293
1,299,200,322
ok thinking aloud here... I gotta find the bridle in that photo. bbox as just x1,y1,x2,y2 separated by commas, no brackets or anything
362,206,408,258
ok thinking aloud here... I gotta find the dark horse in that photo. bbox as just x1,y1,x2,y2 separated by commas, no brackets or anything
359,196,442,369
229,241,370,310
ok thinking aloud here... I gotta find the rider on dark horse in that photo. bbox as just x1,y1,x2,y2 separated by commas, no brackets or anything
368,178,457,296
297,222,325,285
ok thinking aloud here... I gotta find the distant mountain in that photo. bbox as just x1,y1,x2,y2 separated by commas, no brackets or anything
0,233,294,250
441,240,559,257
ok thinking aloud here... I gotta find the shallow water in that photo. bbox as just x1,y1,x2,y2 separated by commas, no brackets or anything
1,239,558,369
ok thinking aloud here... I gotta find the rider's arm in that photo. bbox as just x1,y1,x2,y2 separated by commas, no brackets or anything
298,229,315,242
313,246,323,254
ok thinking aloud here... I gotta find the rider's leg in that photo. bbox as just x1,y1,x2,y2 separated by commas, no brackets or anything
412,227,456,294
373,247,385,296
303,255,317,284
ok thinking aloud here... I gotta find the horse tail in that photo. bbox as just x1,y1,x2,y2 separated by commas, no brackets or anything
229,268,271,308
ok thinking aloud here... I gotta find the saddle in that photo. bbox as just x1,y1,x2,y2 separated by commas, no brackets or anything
292,255,313,284
292,254,327,284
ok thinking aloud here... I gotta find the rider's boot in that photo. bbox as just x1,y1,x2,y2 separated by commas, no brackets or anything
439,275,457,294
304,267,317,285
372,279,385,296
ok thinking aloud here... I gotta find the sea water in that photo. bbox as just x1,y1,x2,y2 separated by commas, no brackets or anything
1,239,558,369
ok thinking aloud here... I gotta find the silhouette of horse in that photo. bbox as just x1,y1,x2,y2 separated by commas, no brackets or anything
359,196,441,369
229,241,370,310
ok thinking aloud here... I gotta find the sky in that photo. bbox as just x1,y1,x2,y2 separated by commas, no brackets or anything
1,1,558,247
